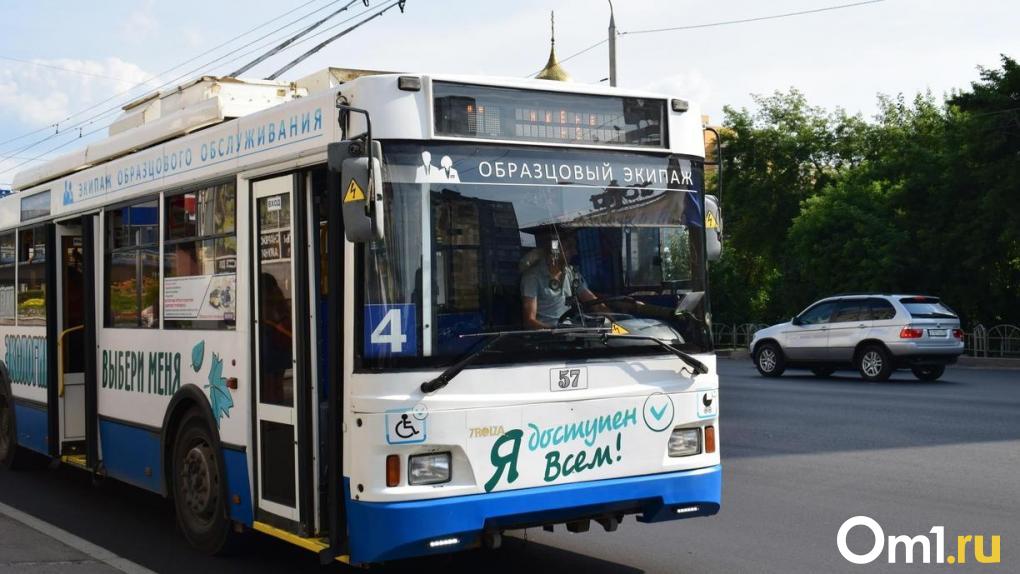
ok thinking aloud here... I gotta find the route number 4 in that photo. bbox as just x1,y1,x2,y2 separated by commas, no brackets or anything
370,308,407,352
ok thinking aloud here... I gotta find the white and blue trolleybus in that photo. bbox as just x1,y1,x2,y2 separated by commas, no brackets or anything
0,68,723,565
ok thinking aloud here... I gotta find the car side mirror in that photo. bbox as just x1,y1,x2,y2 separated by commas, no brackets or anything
791,316,802,326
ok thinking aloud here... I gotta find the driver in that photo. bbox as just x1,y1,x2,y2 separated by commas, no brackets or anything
520,229,599,329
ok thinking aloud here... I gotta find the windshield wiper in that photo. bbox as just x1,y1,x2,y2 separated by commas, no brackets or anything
420,327,607,393
576,331,710,376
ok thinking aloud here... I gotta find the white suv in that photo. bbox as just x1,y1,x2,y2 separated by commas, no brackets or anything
749,295,964,381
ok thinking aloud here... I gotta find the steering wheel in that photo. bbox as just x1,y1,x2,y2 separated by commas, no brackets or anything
556,295,639,326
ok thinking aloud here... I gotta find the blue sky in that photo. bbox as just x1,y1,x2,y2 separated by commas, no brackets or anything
1,0,1017,187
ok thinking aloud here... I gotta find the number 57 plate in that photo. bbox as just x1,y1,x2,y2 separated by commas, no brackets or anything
550,367,588,392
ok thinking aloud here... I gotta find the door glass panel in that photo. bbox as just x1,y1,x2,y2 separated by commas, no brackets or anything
831,300,864,323
257,193,294,407
799,302,837,325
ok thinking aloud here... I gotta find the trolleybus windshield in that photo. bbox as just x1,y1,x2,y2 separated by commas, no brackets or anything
357,143,712,369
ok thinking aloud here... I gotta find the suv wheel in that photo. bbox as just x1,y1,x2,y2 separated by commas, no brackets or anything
857,345,893,382
911,365,945,381
811,367,836,377
754,342,786,377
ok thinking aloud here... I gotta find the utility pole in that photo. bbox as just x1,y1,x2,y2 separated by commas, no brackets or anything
608,1,617,86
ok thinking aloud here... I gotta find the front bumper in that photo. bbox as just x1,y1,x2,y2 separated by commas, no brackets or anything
345,464,722,564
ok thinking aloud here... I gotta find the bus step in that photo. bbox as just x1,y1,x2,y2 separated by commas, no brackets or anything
61,440,86,455
252,521,349,564
61,454,88,469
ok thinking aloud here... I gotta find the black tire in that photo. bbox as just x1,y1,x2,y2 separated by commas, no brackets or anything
811,367,836,377
754,342,786,377
857,344,893,382
911,365,945,381
171,409,233,555
0,391,25,471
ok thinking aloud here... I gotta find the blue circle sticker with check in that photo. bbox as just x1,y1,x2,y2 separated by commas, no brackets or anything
642,392,675,432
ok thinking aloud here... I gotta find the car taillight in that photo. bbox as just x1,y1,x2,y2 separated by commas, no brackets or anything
952,328,964,339
900,327,923,339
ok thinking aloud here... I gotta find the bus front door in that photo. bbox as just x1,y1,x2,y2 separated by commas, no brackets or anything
252,174,315,536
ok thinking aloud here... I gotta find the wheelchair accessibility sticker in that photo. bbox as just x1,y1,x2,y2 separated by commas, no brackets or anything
386,408,428,444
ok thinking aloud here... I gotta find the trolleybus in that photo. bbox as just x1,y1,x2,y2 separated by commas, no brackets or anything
0,67,722,565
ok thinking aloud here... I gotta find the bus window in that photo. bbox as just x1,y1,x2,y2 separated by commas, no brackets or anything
0,232,14,325
17,226,46,326
105,200,159,328
164,182,237,330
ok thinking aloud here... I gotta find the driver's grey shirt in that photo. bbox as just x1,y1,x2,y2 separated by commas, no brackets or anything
521,262,588,325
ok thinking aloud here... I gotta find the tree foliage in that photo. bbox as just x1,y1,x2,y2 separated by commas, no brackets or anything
711,55,1019,327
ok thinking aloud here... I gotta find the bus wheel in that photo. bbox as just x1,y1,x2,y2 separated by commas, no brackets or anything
0,392,24,470
172,409,231,554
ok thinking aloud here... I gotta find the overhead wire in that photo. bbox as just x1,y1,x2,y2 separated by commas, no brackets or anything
0,0,345,163
2,0,396,177
527,0,887,77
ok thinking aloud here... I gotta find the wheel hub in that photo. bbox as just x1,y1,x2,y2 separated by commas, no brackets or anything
862,351,883,377
759,349,776,372
180,444,217,519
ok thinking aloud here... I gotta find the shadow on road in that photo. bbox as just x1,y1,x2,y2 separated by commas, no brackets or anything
0,462,640,574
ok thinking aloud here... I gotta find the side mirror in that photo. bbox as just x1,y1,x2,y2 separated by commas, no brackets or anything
705,194,723,261
327,139,384,243
791,316,802,326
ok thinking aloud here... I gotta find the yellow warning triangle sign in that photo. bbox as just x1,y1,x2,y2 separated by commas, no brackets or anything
344,179,366,203
610,323,629,335
705,211,718,229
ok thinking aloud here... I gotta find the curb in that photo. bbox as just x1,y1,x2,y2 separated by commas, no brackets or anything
0,501,155,574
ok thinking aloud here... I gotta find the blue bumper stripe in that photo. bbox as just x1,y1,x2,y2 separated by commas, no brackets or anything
14,402,48,455
346,465,721,564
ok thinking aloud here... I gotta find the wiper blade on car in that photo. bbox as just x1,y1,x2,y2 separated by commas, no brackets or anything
593,333,710,376
420,327,607,394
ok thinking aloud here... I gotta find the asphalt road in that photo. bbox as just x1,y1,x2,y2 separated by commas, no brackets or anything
1,361,1017,573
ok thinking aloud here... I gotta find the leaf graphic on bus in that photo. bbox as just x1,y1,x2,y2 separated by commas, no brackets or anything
205,353,233,427
191,340,205,372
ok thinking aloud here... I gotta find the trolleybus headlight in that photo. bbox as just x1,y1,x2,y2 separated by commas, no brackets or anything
668,428,701,457
408,452,451,485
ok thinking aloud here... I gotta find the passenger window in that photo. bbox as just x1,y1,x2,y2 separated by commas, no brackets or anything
164,182,237,330
17,226,47,325
798,301,837,325
865,298,896,321
105,201,159,328
0,232,15,325
831,300,865,323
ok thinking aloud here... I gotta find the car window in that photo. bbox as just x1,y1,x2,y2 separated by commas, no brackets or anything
865,298,896,320
898,297,956,319
831,300,865,323
799,301,838,325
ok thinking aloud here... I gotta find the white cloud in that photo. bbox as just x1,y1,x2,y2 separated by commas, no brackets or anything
0,58,155,183
119,1,159,43
181,26,205,51
0,57,153,126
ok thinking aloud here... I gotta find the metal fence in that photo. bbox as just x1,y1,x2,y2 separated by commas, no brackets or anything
714,322,1020,358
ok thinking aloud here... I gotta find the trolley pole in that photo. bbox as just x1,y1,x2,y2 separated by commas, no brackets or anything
608,1,617,87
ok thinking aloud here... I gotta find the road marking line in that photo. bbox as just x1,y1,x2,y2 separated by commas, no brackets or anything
0,501,156,574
